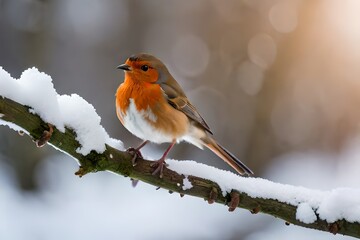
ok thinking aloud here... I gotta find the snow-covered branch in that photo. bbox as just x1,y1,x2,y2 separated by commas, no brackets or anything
0,68,360,239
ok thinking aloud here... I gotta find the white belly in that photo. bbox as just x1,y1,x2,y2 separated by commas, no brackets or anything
118,98,174,143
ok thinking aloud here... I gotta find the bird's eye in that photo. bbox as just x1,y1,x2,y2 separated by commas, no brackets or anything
141,65,149,71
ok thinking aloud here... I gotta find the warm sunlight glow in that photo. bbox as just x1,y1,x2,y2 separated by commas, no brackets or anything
325,0,360,47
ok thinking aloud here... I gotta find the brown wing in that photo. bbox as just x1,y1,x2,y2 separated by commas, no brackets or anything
160,83,213,134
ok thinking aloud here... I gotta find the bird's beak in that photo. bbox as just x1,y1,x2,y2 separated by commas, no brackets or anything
117,64,132,71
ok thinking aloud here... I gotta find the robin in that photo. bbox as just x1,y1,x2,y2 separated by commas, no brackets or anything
116,53,253,178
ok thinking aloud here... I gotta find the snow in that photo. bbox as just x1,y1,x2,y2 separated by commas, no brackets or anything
167,159,360,225
0,67,64,131
296,203,317,224
0,67,123,155
57,94,121,154
317,188,360,223
182,175,193,190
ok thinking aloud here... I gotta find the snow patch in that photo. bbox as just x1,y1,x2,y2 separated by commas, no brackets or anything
182,175,193,190
106,137,123,151
167,159,360,224
0,67,64,131
317,188,360,223
57,94,108,154
296,203,316,224
0,67,123,155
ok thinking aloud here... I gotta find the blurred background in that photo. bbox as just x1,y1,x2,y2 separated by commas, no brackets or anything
1,0,360,239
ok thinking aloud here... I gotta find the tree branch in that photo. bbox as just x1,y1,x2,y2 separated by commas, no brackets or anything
0,96,359,238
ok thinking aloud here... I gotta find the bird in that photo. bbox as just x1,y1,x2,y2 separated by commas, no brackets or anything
116,53,253,178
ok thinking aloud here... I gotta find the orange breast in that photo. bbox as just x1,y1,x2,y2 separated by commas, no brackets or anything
115,76,189,140
116,76,163,114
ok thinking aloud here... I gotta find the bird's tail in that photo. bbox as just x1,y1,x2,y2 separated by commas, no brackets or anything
201,136,253,176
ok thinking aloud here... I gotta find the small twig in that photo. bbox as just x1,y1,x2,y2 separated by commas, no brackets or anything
208,187,218,204
36,123,54,147
228,191,240,212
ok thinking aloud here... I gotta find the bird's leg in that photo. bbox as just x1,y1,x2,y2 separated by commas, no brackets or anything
127,140,149,166
150,140,176,178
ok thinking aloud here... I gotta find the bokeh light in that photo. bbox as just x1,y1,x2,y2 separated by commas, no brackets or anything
247,33,277,69
219,30,247,70
237,60,264,96
271,93,320,146
212,0,247,23
269,0,299,33
171,34,210,78
56,0,129,46
4,0,47,32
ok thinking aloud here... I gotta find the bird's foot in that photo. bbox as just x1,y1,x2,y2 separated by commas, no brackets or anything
150,158,168,178
126,147,144,166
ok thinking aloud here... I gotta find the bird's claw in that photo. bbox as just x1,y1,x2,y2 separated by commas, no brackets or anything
150,159,168,178
126,147,144,166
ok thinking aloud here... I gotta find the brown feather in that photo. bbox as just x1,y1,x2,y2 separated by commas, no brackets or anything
164,91,213,134
201,135,253,175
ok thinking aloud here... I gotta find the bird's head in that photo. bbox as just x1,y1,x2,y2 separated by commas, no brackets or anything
117,53,167,84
